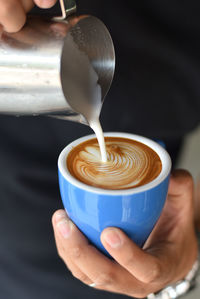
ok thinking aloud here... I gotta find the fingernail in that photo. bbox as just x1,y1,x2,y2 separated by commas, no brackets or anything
103,229,123,248
55,210,67,223
57,219,72,239
37,0,55,8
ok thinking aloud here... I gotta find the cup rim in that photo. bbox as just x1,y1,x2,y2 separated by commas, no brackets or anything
58,132,172,195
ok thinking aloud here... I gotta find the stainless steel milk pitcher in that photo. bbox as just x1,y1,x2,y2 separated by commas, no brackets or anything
0,0,115,124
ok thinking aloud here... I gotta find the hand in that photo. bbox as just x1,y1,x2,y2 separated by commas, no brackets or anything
195,179,200,230
0,0,57,33
52,170,198,298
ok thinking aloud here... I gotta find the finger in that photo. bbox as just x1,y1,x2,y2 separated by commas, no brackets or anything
144,169,197,275
52,211,93,286
20,0,34,12
52,210,101,287
34,0,57,9
0,24,3,37
7,19,52,46
149,169,194,241
194,178,200,229
52,210,150,297
101,227,171,285
169,169,193,199
0,0,26,32
168,169,194,218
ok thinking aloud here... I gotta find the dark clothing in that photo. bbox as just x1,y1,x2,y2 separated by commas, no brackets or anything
1,1,200,298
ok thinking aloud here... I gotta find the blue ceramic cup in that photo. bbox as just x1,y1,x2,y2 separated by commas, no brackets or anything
58,132,171,255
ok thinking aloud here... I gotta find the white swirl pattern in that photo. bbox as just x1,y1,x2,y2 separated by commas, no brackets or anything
68,138,162,190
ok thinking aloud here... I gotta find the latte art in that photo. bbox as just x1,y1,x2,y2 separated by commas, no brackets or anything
67,137,162,190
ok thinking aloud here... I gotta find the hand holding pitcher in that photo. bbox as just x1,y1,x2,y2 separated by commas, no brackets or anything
0,0,58,32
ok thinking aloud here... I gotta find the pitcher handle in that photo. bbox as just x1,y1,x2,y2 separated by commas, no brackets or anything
54,0,76,20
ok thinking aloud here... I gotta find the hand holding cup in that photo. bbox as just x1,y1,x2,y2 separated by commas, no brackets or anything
52,170,198,297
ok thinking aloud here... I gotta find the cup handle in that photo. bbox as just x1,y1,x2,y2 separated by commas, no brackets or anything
54,0,76,20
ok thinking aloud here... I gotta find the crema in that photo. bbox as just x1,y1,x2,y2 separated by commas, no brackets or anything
67,137,162,190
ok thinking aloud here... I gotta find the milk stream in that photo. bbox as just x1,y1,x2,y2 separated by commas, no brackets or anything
89,120,107,163
61,31,107,162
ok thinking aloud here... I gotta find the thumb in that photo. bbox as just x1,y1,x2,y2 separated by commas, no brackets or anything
34,0,57,9
101,227,165,284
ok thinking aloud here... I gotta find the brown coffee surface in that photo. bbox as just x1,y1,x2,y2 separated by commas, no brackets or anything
67,137,162,190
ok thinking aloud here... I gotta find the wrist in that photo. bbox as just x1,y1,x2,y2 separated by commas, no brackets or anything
147,231,200,299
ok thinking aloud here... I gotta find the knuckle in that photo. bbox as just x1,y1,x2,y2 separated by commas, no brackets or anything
69,245,83,259
95,271,114,287
141,262,162,284
72,270,89,283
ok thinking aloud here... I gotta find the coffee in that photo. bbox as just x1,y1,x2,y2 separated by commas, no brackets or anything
67,137,162,190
